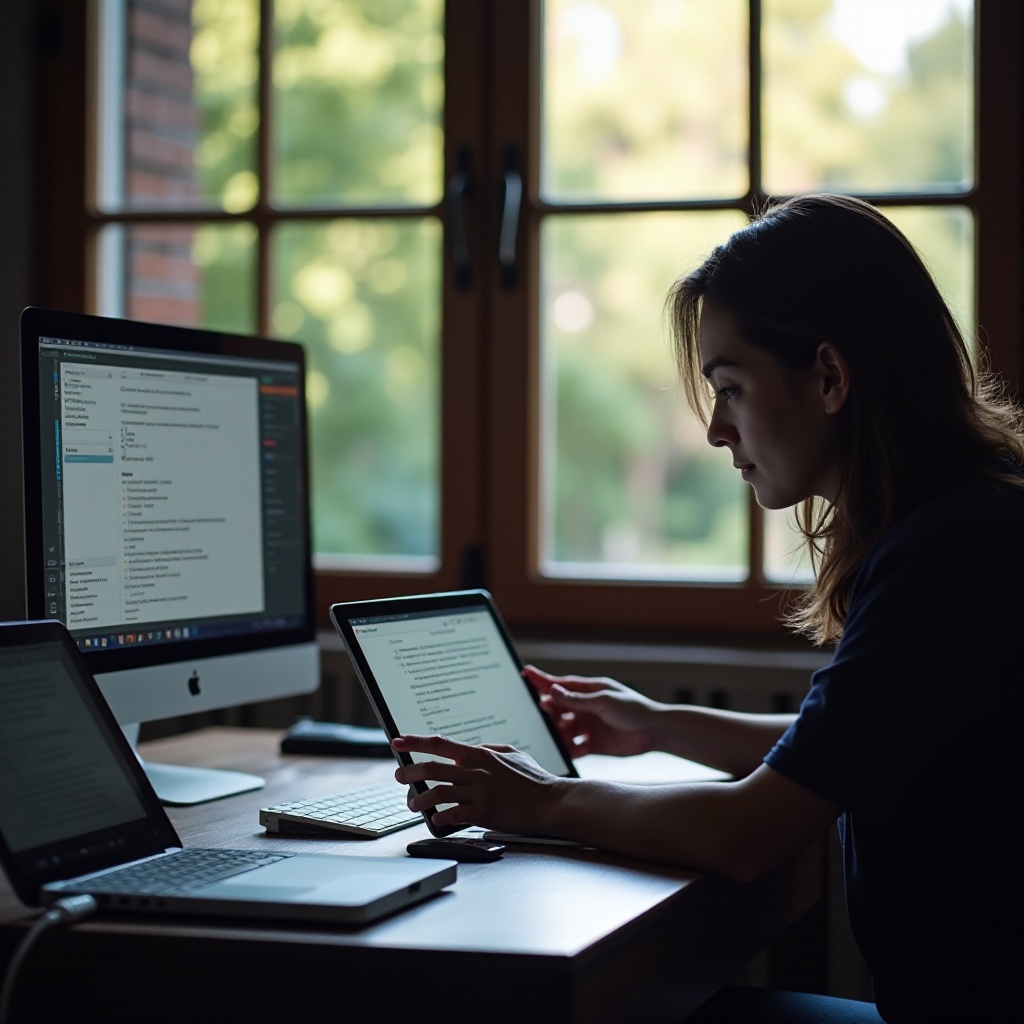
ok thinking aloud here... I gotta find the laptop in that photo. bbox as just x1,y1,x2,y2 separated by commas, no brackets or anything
0,620,456,925
328,589,579,838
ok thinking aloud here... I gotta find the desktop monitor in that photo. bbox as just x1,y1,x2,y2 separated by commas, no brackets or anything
20,307,319,805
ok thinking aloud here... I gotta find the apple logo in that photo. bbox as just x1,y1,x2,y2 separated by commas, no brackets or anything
187,671,201,696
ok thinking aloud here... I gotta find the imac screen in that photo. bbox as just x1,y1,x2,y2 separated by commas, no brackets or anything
20,308,318,802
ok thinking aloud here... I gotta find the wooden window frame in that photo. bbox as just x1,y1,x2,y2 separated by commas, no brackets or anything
483,0,1024,638
32,0,1024,642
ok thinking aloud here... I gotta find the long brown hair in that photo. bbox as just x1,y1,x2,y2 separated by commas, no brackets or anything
667,194,1024,644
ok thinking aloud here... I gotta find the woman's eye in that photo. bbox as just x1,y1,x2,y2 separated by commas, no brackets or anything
715,386,738,400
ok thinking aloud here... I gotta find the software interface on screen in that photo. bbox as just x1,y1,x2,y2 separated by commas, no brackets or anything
0,641,149,856
35,335,308,655
350,606,569,776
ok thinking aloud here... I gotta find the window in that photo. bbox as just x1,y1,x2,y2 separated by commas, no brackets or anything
39,0,1024,638
484,0,1021,633
93,0,451,582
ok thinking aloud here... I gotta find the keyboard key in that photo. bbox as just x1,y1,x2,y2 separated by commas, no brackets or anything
259,782,421,838
52,849,290,896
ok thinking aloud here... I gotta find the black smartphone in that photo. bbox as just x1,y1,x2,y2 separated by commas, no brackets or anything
407,837,506,863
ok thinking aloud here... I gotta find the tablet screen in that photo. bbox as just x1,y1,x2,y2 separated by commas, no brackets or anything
332,593,574,779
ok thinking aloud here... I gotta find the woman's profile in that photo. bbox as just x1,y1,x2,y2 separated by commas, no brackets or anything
394,195,1024,1023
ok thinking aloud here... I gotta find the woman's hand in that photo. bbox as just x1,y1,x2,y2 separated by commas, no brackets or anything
523,665,659,758
392,734,567,834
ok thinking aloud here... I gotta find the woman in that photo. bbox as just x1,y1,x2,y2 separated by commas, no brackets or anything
394,195,1024,1023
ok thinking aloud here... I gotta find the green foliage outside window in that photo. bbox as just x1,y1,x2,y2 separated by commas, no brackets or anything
182,0,973,574
542,0,972,578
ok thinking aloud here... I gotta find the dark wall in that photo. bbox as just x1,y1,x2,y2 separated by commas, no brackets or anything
0,0,35,620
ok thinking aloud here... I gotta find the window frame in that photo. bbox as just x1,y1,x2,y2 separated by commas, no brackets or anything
77,0,487,611
34,0,1024,641
482,0,1024,636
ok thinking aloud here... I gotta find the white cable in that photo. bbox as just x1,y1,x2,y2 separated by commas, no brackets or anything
0,896,98,1024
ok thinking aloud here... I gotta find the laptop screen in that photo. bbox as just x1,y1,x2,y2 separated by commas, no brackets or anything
0,624,177,903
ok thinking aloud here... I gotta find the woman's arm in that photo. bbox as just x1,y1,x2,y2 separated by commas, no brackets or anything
525,666,796,778
392,735,840,881
643,705,797,777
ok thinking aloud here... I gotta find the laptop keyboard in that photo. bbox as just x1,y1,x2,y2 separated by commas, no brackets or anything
50,848,292,896
260,782,421,837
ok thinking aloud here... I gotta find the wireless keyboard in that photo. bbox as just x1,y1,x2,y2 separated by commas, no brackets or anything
259,782,422,838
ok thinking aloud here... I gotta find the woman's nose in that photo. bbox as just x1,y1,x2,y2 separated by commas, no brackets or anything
706,404,736,448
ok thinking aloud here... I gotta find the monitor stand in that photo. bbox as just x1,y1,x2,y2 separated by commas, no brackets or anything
122,724,265,806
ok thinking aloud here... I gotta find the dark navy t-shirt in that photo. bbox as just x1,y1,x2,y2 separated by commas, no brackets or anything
766,475,1024,1023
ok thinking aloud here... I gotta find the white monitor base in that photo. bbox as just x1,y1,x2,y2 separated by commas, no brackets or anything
142,760,264,806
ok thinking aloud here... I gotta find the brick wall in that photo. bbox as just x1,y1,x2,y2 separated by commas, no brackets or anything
124,0,200,325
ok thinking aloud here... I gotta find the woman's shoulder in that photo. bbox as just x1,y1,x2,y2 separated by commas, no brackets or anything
856,467,1024,591
836,468,1024,682
887,465,1024,546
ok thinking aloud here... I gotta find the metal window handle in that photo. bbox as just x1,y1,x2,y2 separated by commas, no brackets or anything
499,148,522,290
446,148,473,290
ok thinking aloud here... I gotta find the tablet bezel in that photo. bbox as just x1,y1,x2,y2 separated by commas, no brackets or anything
328,589,579,838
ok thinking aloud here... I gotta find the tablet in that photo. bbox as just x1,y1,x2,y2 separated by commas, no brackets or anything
329,590,578,837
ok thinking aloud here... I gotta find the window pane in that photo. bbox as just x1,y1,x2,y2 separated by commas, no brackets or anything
542,0,747,202
886,205,974,339
763,0,973,194
96,223,256,333
541,212,749,581
97,0,259,211
762,508,813,586
273,219,441,560
273,0,444,206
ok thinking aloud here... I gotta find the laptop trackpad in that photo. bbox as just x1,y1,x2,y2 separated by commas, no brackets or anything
200,855,428,904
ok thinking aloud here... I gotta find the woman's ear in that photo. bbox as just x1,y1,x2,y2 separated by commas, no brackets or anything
816,342,850,415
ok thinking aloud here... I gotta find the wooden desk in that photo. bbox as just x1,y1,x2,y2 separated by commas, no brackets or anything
0,728,822,1024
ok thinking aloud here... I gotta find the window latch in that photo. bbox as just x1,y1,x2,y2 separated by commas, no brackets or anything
498,147,522,290
446,147,474,290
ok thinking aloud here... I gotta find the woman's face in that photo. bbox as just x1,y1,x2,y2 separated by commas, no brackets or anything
698,302,845,509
